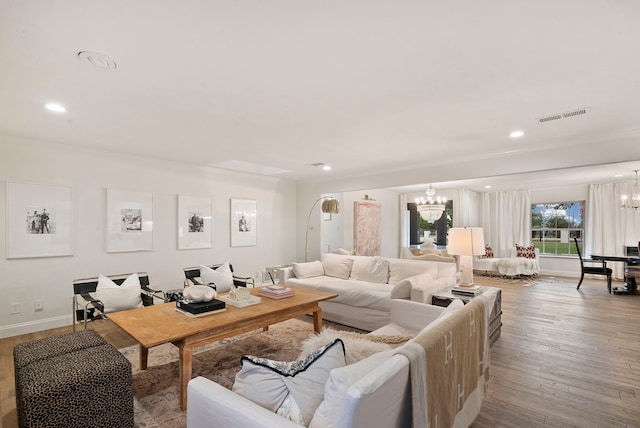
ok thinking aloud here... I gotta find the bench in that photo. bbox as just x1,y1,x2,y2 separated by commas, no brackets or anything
13,329,133,428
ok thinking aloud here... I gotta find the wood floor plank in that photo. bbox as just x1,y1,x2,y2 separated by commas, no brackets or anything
2,276,640,427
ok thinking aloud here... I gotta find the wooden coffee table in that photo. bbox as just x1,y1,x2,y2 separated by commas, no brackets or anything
108,285,336,410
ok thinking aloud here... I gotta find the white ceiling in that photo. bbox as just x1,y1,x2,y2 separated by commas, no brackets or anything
2,1,640,191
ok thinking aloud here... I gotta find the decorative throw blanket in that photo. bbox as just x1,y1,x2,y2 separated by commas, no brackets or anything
399,297,489,428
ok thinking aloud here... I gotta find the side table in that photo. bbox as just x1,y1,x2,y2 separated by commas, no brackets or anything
431,286,502,346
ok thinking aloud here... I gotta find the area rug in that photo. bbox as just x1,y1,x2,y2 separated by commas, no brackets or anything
120,317,360,427
474,273,556,287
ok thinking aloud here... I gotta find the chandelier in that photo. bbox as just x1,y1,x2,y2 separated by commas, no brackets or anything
621,170,640,210
416,185,447,222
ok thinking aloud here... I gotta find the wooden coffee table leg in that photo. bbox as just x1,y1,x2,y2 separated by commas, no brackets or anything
179,343,193,411
140,345,148,370
313,306,323,333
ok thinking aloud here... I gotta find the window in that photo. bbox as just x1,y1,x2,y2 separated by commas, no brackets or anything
531,201,584,256
408,201,453,247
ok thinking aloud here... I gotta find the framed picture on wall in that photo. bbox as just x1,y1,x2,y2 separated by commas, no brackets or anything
106,189,153,253
230,198,256,247
178,195,213,249
6,181,73,259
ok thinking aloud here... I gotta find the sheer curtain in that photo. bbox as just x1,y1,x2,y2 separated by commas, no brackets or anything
588,183,640,279
481,190,531,257
452,189,481,227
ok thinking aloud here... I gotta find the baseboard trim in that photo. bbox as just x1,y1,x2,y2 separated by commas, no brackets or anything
0,315,70,339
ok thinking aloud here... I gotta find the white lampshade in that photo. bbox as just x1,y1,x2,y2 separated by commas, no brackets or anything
447,227,485,256
447,227,485,287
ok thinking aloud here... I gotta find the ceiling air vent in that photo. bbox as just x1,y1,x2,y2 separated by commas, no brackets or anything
537,107,590,124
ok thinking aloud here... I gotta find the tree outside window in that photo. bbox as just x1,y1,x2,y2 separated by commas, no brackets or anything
531,201,584,255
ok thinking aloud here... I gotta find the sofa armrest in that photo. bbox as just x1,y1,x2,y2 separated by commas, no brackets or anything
279,267,295,283
187,377,300,428
410,278,449,303
391,299,445,330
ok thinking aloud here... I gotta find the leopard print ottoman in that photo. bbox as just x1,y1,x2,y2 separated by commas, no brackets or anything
14,330,134,428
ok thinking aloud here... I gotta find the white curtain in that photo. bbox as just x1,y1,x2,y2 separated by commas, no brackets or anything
481,190,531,258
587,183,640,279
452,189,481,227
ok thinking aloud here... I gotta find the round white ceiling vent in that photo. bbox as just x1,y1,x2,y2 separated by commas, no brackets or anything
77,51,117,70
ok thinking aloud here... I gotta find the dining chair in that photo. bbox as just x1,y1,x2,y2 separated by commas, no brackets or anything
574,237,612,293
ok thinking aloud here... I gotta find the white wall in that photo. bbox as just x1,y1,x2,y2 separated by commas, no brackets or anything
297,183,401,261
0,135,297,338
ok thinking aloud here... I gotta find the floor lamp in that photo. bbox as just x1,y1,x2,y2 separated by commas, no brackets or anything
448,227,485,287
305,197,340,262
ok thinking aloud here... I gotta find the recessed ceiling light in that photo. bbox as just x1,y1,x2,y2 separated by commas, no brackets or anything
614,174,623,178
45,103,66,113
484,185,492,189
322,165,332,171
509,130,525,138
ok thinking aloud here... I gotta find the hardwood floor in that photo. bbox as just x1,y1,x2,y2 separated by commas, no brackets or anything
1,276,639,427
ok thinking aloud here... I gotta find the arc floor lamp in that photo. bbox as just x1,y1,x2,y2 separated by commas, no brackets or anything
305,196,340,262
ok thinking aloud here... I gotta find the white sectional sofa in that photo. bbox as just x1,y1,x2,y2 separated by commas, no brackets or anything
280,253,458,331
186,297,491,428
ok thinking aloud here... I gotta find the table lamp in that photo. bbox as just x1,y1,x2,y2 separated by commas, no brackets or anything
448,227,485,287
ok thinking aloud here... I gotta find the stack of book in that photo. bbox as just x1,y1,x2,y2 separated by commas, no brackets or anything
451,285,484,296
258,285,294,299
176,298,226,317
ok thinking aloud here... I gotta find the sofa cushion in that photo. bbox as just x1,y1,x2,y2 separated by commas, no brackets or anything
481,244,494,258
350,256,389,283
292,261,325,279
287,276,392,312
515,244,536,259
388,260,437,284
309,349,394,428
95,273,143,313
200,263,234,292
232,338,346,426
411,254,455,263
321,254,354,280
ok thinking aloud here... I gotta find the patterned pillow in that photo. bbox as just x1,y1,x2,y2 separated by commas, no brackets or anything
481,244,494,259
232,339,346,426
515,244,536,259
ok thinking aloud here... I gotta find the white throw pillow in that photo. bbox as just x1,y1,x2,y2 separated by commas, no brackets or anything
200,263,234,292
388,260,437,284
182,284,216,302
95,273,143,313
309,349,394,428
321,254,354,280
292,261,325,279
232,339,346,426
350,256,390,283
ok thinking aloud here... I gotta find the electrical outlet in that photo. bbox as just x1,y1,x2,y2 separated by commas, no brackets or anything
34,299,44,311
10,302,20,314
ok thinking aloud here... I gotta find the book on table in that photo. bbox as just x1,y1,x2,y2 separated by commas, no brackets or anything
176,298,226,315
451,285,484,296
258,285,294,299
